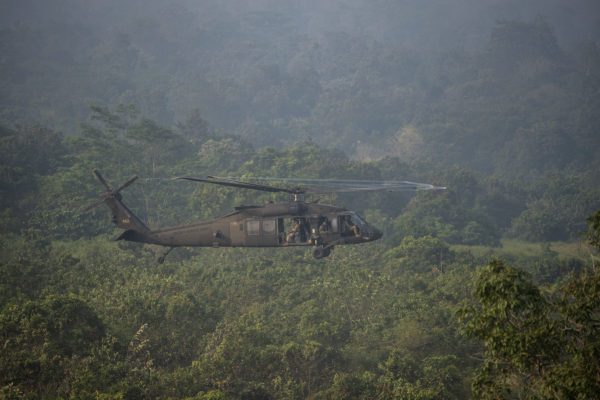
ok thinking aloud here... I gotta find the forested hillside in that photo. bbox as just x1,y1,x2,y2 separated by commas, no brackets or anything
1,106,599,398
1,0,600,398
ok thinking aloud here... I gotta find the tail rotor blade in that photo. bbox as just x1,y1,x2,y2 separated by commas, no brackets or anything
84,199,106,213
115,175,138,193
93,170,112,191
87,171,138,213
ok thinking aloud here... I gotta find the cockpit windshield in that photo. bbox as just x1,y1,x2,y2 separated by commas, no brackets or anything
350,213,365,226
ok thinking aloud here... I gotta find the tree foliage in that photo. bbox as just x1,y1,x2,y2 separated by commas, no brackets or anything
459,216,600,398
0,104,598,397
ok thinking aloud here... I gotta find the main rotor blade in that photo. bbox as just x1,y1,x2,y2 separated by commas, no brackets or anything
219,177,446,194
174,176,305,195
175,175,445,195
306,180,446,193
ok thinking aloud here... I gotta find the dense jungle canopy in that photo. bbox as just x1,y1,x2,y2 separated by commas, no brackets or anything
1,0,599,398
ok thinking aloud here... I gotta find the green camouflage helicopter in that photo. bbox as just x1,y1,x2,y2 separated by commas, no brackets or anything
87,170,444,262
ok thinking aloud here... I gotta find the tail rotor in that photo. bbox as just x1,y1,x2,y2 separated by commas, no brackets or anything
85,170,138,212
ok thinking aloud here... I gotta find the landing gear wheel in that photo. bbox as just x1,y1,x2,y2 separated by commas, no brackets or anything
157,246,174,264
312,246,331,259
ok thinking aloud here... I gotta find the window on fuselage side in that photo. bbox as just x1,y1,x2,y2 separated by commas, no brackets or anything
263,219,276,235
330,216,339,233
247,220,260,235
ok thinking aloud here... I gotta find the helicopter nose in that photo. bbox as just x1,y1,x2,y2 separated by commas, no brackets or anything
372,227,383,241
363,226,382,241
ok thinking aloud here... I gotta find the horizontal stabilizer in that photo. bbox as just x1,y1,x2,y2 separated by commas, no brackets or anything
116,229,149,243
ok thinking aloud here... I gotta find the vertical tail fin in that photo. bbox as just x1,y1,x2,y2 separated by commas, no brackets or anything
86,170,150,234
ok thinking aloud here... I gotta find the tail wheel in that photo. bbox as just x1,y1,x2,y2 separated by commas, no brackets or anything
312,246,331,259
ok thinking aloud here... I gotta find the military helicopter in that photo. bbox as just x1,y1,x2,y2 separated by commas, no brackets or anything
87,170,445,262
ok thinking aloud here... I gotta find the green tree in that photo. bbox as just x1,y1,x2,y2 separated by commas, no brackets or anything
459,211,600,398
0,295,105,395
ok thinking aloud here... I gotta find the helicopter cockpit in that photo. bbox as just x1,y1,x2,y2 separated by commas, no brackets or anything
333,212,358,236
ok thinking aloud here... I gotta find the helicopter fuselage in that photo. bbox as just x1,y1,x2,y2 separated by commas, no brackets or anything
123,201,382,251
89,170,389,260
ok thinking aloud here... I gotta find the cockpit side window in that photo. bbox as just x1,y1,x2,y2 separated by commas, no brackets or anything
340,214,361,237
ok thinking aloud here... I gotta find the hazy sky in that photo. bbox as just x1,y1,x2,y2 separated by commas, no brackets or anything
2,0,599,48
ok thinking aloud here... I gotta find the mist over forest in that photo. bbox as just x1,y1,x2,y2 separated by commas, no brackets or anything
2,0,600,169
1,1,600,399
